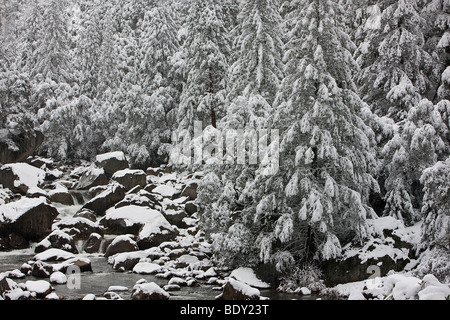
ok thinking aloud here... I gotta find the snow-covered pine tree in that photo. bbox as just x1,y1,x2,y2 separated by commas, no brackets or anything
382,98,450,225
76,1,104,98
196,0,285,268
176,0,231,132
248,0,378,269
32,0,73,84
355,0,437,122
420,156,450,249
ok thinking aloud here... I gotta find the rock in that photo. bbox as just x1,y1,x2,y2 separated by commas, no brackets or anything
34,248,76,262
49,271,67,284
164,284,181,291
322,247,410,286
115,191,158,209
84,233,103,253
111,169,146,191
221,278,260,300
131,282,170,300
0,163,46,194
34,230,78,254
180,182,198,201
168,277,187,286
0,274,17,296
132,262,162,274
54,257,93,273
100,205,174,239
95,151,129,178
52,217,103,240
26,156,54,169
48,186,74,206
162,209,186,227
104,235,139,258
0,197,59,242
146,167,161,176
137,217,178,250
0,128,44,165
185,202,197,215
6,232,29,250
73,208,97,222
82,182,126,216
24,280,53,298
76,165,109,190
31,261,54,278
20,263,33,276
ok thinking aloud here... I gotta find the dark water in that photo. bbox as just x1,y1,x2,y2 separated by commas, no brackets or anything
0,253,320,300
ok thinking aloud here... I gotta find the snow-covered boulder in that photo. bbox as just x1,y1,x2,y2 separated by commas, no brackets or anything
111,169,146,191
0,163,46,194
25,280,52,298
34,229,78,254
52,216,103,240
31,260,54,278
101,205,177,248
131,281,170,300
84,233,103,253
82,182,126,216
0,129,44,165
95,151,129,178
34,248,76,262
0,197,59,244
49,271,67,285
104,235,139,258
132,262,162,274
180,182,198,200
221,278,261,300
48,184,73,205
76,165,109,190
229,267,271,289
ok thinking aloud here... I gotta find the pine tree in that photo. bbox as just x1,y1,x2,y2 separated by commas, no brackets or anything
206,0,379,271
382,99,450,224
177,0,231,131
33,0,73,84
420,156,450,249
355,0,438,121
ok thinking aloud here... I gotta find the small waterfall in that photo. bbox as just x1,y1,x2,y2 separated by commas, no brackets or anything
75,239,85,254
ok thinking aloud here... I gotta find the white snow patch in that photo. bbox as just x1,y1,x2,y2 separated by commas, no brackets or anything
230,267,271,289
132,262,162,274
34,248,76,262
1,163,46,190
227,278,261,298
96,151,126,163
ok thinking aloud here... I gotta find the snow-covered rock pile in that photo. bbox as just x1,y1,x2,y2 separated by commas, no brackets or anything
0,152,219,300
324,273,450,300
322,216,420,285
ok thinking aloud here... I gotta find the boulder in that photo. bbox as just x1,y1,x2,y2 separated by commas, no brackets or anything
84,233,103,254
34,248,76,262
131,282,170,300
180,182,198,201
34,230,78,254
31,261,54,278
2,232,29,250
104,235,139,258
0,197,59,242
162,209,186,227
0,129,44,165
24,280,53,298
185,202,198,215
73,208,97,222
82,183,126,216
115,192,158,209
100,205,170,237
76,166,109,190
0,274,17,296
111,169,146,191
53,257,93,273
48,185,74,206
221,278,260,300
52,217,103,240
0,163,46,194
95,151,129,178
137,216,178,250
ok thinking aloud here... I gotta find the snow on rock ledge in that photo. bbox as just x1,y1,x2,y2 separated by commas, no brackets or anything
230,267,271,289
221,278,261,300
